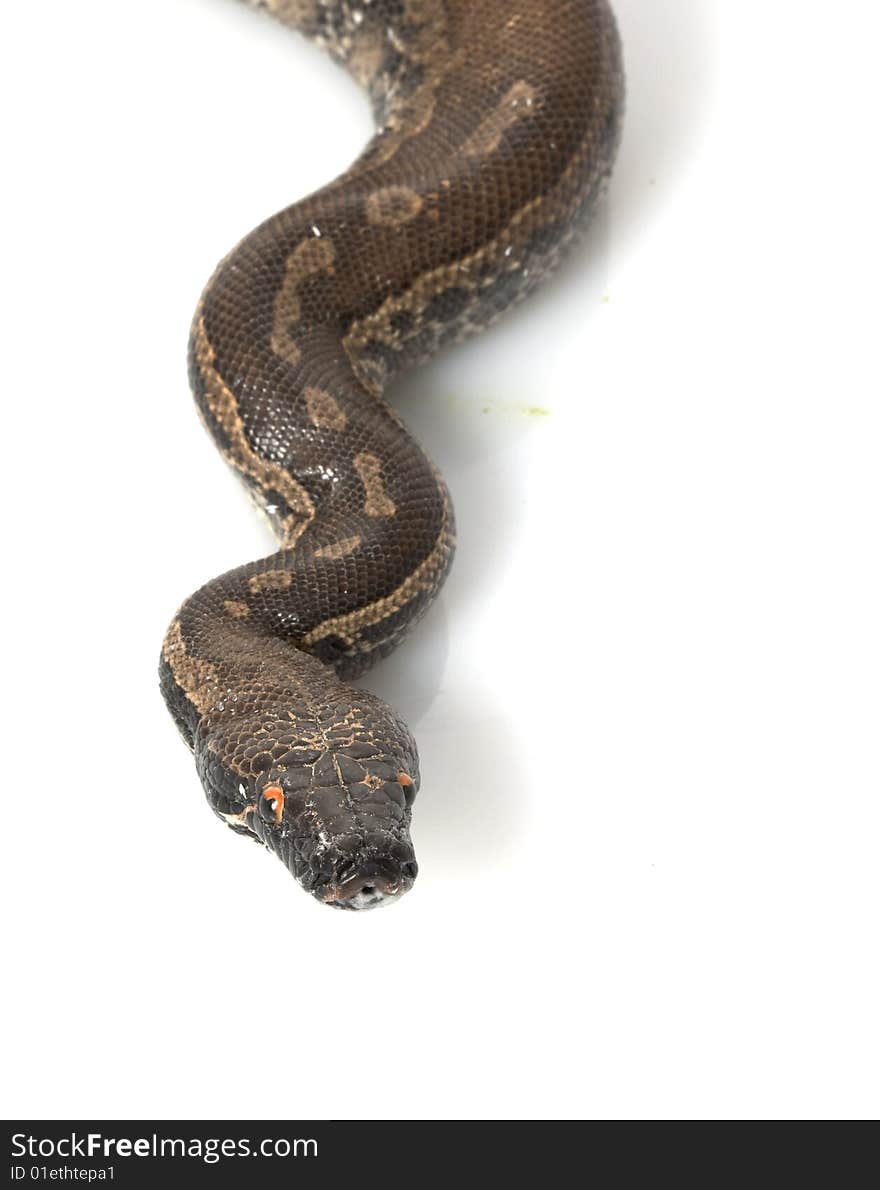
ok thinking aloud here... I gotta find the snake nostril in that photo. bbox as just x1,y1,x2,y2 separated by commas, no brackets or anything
361,884,376,897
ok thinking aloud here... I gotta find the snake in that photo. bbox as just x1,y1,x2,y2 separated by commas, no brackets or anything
160,0,624,910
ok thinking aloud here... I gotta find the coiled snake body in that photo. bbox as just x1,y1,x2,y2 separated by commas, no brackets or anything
160,0,624,909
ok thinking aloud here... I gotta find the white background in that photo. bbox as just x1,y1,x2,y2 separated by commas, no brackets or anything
2,0,878,1120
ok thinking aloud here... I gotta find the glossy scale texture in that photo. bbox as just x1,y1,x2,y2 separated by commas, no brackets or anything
160,0,624,908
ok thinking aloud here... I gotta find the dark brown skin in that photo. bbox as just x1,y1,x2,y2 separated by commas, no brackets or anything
160,0,624,909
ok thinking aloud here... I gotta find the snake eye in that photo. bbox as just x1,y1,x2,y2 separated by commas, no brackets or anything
397,772,416,807
259,784,285,825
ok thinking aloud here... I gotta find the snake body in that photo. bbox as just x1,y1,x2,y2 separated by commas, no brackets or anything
160,0,624,909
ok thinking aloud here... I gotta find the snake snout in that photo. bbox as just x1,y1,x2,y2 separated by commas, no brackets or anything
319,843,418,911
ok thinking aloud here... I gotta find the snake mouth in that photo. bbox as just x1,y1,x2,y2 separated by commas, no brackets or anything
319,858,418,911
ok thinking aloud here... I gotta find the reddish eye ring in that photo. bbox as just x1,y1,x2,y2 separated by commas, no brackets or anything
260,784,285,824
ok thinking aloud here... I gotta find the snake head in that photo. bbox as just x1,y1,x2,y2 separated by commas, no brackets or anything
191,665,422,910
250,759,419,910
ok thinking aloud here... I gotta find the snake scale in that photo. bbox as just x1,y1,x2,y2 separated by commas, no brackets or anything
160,0,624,909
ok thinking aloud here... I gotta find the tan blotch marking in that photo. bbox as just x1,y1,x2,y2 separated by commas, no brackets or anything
313,535,362,562
261,785,285,825
193,316,315,545
367,83,440,167
342,129,579,372
223,599,250,619
346,58,614,387
302,485,454,649
366,186,424,228
162,620,220,715
354,452,396,518
304,386,347,431
462,81,538,157
269,236,336,366
248,570,293,595
221,805,255,828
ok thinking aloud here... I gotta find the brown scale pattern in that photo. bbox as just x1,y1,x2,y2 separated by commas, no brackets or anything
160,0,624,910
